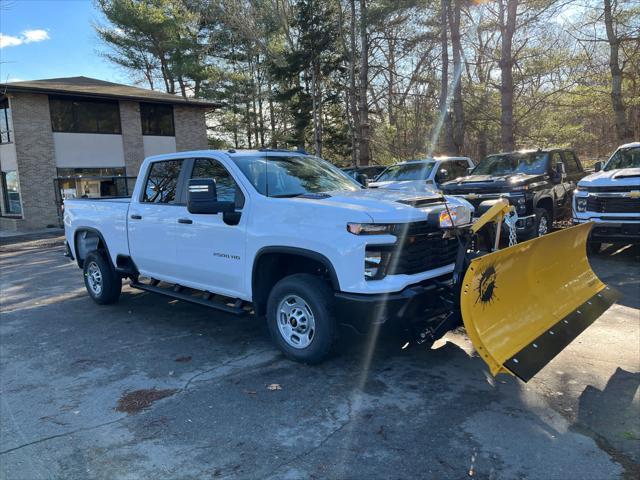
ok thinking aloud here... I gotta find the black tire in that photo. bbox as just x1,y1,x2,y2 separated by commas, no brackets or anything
532,208,552,238
588,241,603,255
83,250,122,305
266,273,336,364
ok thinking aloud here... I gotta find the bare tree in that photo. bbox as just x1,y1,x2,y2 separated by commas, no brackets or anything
604,0,633,142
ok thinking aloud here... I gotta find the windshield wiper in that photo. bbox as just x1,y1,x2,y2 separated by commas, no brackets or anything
270,193,305,198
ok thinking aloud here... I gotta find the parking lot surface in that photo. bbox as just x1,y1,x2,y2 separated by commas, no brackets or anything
1,240,639,479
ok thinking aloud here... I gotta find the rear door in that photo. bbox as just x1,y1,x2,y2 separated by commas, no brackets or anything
128,158,188,281
172,157,248,298
550,151,569,213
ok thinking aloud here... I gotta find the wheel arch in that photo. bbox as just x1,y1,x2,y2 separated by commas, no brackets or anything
535,196,555,219
74,228,111,269
251,247,340,316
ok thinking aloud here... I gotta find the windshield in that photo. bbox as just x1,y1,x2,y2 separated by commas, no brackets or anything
231,154,360,197
604,146,640,171
472,152,549,176
376,163,435,182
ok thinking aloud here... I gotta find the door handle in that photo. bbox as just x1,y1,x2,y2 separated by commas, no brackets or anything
130,214,142,220
177,218,193,224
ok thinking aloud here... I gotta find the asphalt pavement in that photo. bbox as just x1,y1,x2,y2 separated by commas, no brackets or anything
0,241,638,479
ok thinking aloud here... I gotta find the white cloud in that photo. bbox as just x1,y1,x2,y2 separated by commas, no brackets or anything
0,34,22,48
0,29,50,48
23,29,49,43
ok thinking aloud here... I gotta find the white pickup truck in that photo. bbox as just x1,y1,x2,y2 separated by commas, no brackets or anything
64,149,473,363
573,142,640,252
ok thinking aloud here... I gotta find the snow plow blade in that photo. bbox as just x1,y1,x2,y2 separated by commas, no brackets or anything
460,222,620,382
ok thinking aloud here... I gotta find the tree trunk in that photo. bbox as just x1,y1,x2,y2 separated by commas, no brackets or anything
448,0,464,154
604,0,631,142
349,0,360,166
499,0,517,151
358,0,370,166
267,77,277,148
311,62,323,157
439,0,454,154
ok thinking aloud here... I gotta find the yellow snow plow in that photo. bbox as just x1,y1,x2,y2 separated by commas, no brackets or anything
449,199,619,381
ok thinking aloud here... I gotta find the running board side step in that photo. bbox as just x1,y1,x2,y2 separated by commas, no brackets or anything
129,280,247,316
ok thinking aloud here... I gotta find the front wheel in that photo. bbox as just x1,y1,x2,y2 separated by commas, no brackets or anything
83,251,122,305
587,241,603,255
266,273,336,364
533,208,552,238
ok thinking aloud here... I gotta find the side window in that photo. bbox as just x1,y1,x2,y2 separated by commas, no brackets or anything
454,161,470,177
191,158,243,207
563,151,581,174
142,160,183,204
551,152,563,171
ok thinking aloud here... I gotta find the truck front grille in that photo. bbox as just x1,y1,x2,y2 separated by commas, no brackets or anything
586,196,640,213
386,222,458,275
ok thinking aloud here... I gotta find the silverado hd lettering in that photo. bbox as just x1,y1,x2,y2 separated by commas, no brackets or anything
64,150,473,363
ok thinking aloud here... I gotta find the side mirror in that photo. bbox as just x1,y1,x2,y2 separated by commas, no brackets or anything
187,178,234,214
553,162,566,183
467,167,474,175
356,173,369,187
594,161,602,172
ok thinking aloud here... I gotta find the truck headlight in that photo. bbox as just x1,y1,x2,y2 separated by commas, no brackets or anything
347,223,394,235
575,197,588,212
439,205,471,228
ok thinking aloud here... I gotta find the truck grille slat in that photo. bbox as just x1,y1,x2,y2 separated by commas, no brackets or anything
386,222,458,275
587,197,640,213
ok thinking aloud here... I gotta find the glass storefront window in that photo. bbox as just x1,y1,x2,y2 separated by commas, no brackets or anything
2,171,22,215
55,167,132,200
56,167,126,177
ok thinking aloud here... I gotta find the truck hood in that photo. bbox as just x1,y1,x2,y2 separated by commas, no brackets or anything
578,168,640,188
368,179,435,192
288,188,472,223
441,173,546,194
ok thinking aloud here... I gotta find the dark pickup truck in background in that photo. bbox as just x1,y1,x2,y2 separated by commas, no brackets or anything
441,148,587,240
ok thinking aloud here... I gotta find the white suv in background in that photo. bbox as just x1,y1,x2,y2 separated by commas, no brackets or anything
369,157,474,191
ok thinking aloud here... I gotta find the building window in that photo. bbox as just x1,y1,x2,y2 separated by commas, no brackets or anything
49,96,122,134
140,103,175,136
2,171,22,215
0,98,12,144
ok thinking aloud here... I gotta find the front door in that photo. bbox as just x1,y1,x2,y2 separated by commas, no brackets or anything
128,158,187,281
173,157,247,298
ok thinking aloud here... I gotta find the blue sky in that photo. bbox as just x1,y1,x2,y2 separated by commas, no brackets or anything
0,0,130,84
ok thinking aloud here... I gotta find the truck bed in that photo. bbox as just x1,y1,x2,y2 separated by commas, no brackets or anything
64,197,131,265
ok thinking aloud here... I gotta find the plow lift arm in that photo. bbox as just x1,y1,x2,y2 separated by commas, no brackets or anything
427,198,620,382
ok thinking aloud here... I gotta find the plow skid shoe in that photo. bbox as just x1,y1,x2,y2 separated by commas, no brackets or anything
460,222,620,382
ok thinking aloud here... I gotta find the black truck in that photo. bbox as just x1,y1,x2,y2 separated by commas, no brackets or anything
441,148,586,240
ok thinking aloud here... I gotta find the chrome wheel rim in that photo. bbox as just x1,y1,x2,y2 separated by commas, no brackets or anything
538,216,548,236
277,294,315,349
86,261,103,296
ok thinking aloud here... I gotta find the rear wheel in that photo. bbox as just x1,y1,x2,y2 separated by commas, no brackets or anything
266,274,336,364
83,251,121,304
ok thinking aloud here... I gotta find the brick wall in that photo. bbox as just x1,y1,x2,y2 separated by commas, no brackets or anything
9,93,60,230
174,105,208,151
120,100,145,177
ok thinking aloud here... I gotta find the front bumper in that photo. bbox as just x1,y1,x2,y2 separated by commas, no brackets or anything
334,276,453,333
573,218,640,242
